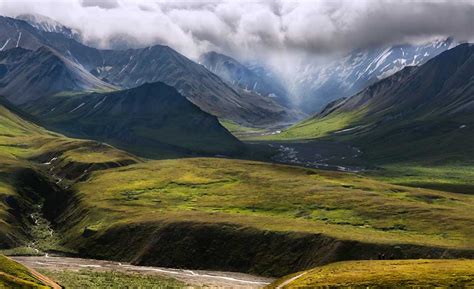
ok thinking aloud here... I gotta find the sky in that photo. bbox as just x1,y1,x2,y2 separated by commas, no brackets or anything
0,0,473,65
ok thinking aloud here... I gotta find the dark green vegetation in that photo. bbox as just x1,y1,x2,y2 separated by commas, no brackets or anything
23,82,243,158
38,269,186,289
268,259,474,288
0,255,51,288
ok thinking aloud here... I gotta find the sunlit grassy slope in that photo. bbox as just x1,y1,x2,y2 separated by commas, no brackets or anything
219,119,266,139
0,97,139,248
268,259,474,288
67,157,474,249
247,111,363,141
0,255,49,288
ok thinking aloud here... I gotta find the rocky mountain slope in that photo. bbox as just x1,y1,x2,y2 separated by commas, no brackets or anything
199,51,291,107
16,13,80,41
0,46,115,104
0,15,292,125
279,43,474,162
292,38,458,113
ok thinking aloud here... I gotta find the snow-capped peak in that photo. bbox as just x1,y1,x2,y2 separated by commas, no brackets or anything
16,13,80,40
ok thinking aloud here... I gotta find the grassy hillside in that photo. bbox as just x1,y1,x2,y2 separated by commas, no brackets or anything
64,158,474,250
268,259,474,288
0,96,139,249
0,255,51,288
48,157,472,277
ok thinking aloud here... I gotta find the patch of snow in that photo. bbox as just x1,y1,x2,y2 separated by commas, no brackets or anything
93,96,107,109
43,157,58,165
333,126,362,134
0,38,10,51
69,102,85,113
16,32,22,47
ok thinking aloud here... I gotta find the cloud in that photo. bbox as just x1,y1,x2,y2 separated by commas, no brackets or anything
0,0,472,62
81,0,119,9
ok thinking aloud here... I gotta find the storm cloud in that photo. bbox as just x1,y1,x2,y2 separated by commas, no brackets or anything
0,0,472,62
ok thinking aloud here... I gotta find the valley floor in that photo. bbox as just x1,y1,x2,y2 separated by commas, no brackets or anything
13,255,274,288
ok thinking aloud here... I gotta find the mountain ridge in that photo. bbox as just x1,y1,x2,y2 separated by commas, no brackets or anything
292,37,458,113
0,15,293,125
22,81,244,158
0,46,115,105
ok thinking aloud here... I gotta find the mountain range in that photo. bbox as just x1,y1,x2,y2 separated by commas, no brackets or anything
291,38,458,113
281,43,474,163
0,46,114,105
0,15,293,126
199,51,291,107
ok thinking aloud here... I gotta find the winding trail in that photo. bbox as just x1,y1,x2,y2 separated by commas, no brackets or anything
13,256,274,288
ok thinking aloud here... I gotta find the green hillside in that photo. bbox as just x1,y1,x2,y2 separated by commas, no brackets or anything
0,255,52,288
268,259,474,288
0,96,139,249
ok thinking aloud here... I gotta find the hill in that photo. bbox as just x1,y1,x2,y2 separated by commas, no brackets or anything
268,259,474,288
22,82,243,158
0,95,140,249
0,255,57,288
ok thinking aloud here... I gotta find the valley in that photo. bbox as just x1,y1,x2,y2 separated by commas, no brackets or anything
0,6,472,288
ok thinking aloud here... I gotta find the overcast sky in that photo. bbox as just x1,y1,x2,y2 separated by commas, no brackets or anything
0,0,473,63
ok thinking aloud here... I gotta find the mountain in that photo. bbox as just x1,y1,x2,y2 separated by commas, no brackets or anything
0,16,292,125
0,46,115,105
89,46,293,125
293,38,458,113
16,13,80,40
281,43,474,162
199,51,291,107
23,82,243,158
